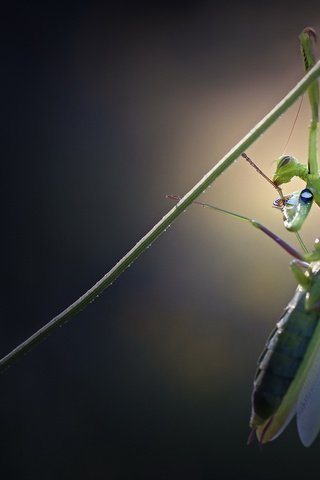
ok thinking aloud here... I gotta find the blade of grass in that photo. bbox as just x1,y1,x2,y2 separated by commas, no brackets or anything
1,60,320,372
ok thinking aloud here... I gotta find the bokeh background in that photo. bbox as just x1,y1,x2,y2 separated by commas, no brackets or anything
3,1,320,478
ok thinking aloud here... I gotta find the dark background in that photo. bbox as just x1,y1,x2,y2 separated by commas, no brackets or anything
2,1,320,479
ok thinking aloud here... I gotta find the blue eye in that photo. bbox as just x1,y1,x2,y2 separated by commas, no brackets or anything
300,189,313,203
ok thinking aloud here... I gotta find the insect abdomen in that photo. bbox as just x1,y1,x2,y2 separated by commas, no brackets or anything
251,287,320,425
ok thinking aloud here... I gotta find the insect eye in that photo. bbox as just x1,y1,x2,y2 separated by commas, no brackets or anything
300,188,313,203
277,155,293,168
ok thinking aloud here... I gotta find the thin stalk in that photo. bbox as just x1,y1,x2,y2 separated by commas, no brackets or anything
1,61,320,372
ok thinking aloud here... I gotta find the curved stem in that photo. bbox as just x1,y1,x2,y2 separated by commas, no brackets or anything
1,61,320,372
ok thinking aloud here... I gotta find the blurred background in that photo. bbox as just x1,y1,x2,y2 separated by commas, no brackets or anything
2,1,320,478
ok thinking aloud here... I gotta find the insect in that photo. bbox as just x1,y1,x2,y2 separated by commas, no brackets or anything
168,27,320,446
243,27,319,232
244,29,320,445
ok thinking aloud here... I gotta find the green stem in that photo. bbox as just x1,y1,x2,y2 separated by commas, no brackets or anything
2,61,320,372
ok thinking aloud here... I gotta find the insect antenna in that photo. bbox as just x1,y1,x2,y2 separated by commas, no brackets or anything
241,152,284,200
281,95,304,155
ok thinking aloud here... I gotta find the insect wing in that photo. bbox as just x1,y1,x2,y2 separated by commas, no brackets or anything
297,335,320,446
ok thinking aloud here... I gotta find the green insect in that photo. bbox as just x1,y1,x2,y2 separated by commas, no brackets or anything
224,28,320,446
243,27,319,233
167,27,320,446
